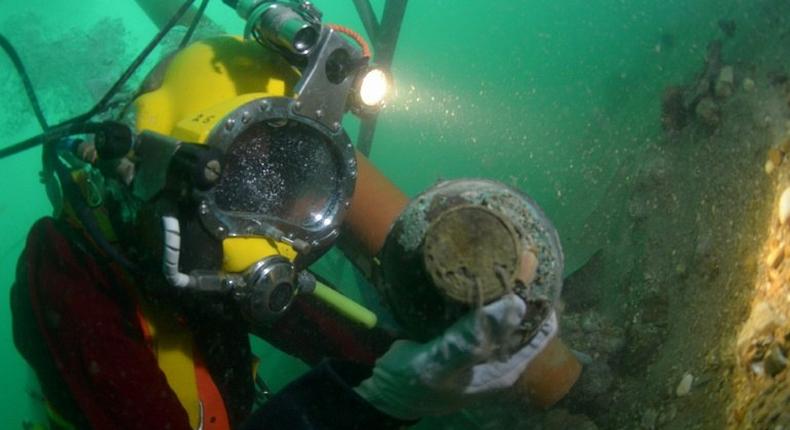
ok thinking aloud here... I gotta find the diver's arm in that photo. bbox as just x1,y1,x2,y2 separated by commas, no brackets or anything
261,294,394,366
241,360,414,430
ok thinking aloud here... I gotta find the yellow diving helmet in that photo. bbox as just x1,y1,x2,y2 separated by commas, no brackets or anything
126,1,384,329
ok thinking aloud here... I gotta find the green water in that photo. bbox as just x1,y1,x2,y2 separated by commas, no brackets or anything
0,0,776,428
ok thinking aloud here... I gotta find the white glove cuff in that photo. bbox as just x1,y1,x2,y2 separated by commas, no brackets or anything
465,310,558,394
523,309,559,356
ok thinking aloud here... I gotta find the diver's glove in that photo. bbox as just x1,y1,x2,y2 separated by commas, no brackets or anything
354,294,558,420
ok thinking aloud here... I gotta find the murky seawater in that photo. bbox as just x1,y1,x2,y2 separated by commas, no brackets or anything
1,1,789,428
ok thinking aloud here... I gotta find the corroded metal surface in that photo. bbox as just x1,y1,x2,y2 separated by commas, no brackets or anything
423,205,521,305
376,179,564,341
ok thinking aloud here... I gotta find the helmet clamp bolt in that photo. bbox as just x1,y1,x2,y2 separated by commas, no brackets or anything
241,111,252,124
204,160,221,183
225,118,236,131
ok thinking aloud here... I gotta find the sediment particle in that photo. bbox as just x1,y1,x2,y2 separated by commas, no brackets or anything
743,77,756,92
769,148,784,167
695,97,720,126
719,65,734,84
779,187,790,224
766,160,776,174
767,247,784,269
715,66,735,98
676,373,693,397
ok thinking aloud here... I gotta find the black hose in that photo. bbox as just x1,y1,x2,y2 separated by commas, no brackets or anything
77,0,199,123
0,0,197,160
180,0,211,49
0,34,49,131
0,124,68,159
0,122,123,159
52,151,138,272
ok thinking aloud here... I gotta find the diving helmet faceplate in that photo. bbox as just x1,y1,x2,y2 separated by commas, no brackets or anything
198,96,357,266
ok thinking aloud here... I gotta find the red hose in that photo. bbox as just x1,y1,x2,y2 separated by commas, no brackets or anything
327,24,372,59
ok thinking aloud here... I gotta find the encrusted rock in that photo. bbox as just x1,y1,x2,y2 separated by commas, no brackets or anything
766,160,776,175
780,188,790,224
641,408,659,429
766,247,784,269
695,97,720,127
577,360,614,398
715,65,735,98
581,312,603,333
737,302,784,365
764,344,788,377
543,408,598,430
719,65,735,83
658,404,678,425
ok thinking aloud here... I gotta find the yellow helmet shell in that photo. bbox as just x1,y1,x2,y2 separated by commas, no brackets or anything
133,36,299,143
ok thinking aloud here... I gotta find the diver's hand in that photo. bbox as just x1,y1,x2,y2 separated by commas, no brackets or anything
354,294,558,420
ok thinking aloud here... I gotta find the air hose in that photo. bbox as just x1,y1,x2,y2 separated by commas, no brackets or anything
180,0,211,49
326,24,371,58
51,151,138,272
0,0,212,275
161,215,194,288
0,34,49,131
0,0,205,159
76,0,201,125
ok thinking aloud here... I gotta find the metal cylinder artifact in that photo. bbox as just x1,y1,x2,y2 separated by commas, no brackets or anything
374,179,581,407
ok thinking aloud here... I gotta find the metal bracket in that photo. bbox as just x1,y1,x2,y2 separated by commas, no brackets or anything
293,26,359,131
351,0,409,156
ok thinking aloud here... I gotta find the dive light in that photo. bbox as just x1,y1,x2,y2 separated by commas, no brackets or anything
354,66,391,112
258,4,319,54
236,1,393,117
238,0,322,55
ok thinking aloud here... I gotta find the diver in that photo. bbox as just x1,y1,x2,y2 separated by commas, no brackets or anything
7,1,581,429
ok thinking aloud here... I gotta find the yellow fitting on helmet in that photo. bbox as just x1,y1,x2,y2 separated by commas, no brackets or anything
222,237,298,273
